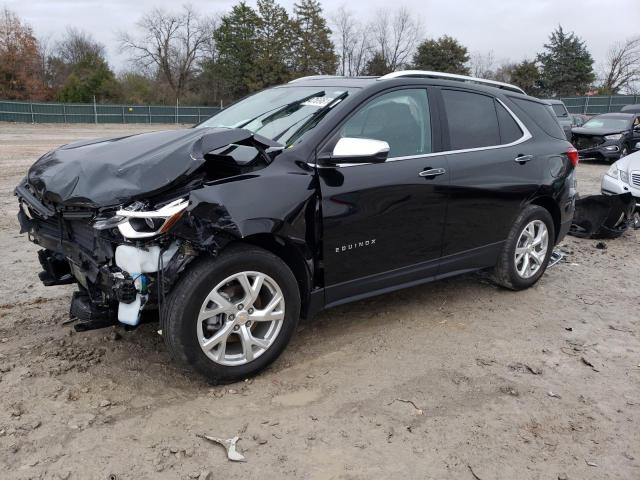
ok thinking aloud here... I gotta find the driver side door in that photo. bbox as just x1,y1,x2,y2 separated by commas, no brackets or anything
317,87,449,305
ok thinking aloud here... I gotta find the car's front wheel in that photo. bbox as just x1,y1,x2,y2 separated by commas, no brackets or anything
491,205,555,290
162,245,300,383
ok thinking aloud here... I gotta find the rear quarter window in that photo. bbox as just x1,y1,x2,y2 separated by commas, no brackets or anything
508,97,566,140
442,89,500,150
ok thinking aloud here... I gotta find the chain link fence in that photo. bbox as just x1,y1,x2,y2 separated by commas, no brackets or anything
561,95,640,115
1,95,639,124
0,100,221,124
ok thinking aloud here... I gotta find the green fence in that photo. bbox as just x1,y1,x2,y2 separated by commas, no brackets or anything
0,100,221,124
561,95,640,115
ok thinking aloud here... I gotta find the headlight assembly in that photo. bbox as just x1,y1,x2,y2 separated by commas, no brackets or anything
96,198,189,239
606,164,619,179
604,134,623,141
620,170,629,184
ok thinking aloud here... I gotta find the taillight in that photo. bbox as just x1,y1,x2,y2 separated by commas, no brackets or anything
567,147,579,168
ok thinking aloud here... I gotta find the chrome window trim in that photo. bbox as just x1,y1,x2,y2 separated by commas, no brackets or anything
311,98,532,168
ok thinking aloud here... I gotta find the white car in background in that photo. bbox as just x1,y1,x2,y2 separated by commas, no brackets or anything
602,148,640,226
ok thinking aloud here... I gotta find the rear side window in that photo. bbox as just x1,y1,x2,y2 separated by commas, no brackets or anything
442,89,500,150
509,97,566,140
496,102,523,144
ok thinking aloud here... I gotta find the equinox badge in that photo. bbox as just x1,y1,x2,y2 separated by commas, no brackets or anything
335,239,376,253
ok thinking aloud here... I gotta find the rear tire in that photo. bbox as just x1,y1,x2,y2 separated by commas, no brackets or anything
162,244,300,384
491,205,555,291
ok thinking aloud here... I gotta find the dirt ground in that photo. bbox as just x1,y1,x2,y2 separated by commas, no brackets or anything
0,124,638,480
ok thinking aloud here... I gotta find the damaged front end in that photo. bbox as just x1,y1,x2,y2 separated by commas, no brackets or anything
15,127,290,330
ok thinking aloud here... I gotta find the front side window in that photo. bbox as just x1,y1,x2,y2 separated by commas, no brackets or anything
339,89,432,158
442,89,500,150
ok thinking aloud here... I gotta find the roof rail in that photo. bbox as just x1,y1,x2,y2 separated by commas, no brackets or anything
378,70,526,95
288,75,345,83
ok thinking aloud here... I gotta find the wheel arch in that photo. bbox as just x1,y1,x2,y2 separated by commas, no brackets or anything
530,196,561,242
229,233,314,319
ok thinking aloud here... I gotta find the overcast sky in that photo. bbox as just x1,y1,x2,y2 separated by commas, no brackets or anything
5,0,640,74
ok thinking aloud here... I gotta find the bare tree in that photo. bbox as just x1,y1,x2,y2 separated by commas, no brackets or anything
468,50,495,78
600,36,640,94
57,27,105,65
119,5,212,99
370,7,422,71
331,5,370,76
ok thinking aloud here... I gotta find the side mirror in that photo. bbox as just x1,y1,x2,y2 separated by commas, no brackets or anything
634,124,640,132
320,137,390,165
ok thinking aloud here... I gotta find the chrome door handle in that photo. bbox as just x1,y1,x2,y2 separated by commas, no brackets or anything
419,168,446,178
514,154,534,164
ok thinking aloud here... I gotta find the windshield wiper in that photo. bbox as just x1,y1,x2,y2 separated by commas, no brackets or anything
275,91,349,145
237,91,325,129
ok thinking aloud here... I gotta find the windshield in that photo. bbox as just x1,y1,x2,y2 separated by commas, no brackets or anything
582,117,631,130
550,103,568,117
197,86,356,146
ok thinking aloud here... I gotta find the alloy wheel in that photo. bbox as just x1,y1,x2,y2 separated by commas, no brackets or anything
514,220,549,279
197,271,285,366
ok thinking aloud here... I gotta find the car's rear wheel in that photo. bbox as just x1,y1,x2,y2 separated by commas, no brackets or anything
162,245,300,383
491,205,555,290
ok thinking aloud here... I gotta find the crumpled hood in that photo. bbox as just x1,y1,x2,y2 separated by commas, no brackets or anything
27,127,276,208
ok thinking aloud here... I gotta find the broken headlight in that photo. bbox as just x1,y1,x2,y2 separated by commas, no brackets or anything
93,199,189,239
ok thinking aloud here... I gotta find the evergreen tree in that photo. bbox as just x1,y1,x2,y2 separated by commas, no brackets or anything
365,52,391,76
510,60,542,96
537,25,595,96
213,2,261,99
412,35,470,75
291,0,337,76
254,0,293,89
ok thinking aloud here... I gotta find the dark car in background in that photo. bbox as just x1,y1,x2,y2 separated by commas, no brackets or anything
16,70,578,382
571,113,640,162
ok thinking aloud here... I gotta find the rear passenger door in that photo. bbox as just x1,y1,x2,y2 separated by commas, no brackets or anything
438,88,541,270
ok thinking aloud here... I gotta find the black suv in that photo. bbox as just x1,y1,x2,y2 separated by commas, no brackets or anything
16,71,578,382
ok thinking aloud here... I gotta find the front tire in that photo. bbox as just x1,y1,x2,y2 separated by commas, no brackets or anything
162,245,300,384
491,205,555,290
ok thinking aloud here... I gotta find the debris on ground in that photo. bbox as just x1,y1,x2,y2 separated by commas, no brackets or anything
581,356,600,372
548,249,565,268
197,434,246,462
468,464,483,479
387,398,424,415
508,362,542,375
585,460,599,467
595,241,607,250
547,391,561,399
